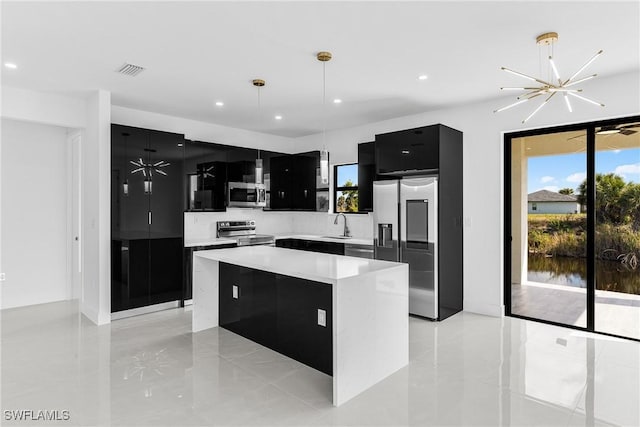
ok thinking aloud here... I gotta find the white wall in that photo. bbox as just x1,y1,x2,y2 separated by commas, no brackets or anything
293,71,640,317
1,86,87,129
112,105,295,154
528,202,580,215
185,210,373,244
0,119,71,309
80,90,111,325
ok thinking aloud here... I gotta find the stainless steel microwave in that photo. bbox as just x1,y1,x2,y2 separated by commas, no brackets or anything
227,182,267,208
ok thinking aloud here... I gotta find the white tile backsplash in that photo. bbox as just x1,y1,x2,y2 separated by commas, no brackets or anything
290,212,373,239
184,210,373,243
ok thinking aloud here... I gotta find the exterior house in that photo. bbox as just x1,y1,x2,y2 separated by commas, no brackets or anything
527,189,580,214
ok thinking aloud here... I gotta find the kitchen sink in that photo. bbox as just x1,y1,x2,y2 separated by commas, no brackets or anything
321,235,352,240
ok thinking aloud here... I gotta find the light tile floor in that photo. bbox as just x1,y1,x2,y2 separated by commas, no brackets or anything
2,300,639,426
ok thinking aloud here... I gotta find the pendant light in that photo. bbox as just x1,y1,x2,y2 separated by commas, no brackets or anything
317,51,331,185
144,177,152,194
122,132,130,196
253,79,265,185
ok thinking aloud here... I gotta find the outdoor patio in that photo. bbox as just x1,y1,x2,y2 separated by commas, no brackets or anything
512,281,640,340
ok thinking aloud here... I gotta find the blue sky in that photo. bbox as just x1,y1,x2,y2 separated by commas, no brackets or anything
528,147,640,193
336,163,358,187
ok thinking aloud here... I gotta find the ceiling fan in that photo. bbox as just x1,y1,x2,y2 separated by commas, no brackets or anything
565,123,640,149
567,123,640,140
597,123,639,136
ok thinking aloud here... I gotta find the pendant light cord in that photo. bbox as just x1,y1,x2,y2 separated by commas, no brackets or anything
322,61,327,150
257,86,261,160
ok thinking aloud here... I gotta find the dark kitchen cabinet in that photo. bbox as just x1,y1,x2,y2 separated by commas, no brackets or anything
375,125,440,175
185,140,228,211
276,274,332,375
227,160,256,183
292,153,317,210
111,124,185,313
276,238,344,255
219,263,277,344
269,155,293,209
357,141,375,212
268,151,321,211
218,262,333,375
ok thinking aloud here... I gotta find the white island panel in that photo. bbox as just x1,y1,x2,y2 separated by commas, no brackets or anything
192,255,219,332
333,264,409,406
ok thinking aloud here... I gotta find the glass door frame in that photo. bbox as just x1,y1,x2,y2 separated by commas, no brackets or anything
504,114,640,342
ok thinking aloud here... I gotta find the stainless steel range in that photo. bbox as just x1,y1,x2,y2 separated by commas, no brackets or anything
216,220,275,247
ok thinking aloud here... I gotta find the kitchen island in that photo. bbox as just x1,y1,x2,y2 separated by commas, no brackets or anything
192,245,409,406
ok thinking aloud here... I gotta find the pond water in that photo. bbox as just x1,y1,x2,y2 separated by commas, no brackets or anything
528,254,640,295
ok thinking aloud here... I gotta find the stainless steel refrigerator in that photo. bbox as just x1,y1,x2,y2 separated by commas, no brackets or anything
373,177,438,319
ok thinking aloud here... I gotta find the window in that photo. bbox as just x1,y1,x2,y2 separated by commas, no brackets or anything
532,203,537,211
334,164,358,212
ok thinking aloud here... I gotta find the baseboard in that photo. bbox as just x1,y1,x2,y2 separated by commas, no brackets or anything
110,300,181,320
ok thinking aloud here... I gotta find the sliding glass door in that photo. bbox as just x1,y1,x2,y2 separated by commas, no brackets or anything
594,121,640,340
509,129,588,328
505,117,640,341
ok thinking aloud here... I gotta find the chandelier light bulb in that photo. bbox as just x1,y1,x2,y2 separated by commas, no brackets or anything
494,98,529,113
563,93,573,113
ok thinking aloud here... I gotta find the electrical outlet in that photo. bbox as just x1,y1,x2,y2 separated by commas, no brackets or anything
317,309,326,327
232,285,239,299
0,273,5,282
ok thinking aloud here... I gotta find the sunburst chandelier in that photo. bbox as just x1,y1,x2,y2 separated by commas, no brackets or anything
495,32,604,123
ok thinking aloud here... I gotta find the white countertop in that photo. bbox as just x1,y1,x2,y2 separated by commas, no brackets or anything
184,238,237,248
194,245,401,284
185,234,373,248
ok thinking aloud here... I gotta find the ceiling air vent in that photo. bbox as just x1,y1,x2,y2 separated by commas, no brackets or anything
116,63,145,77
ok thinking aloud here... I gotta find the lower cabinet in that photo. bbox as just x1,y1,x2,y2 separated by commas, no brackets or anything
276,238,345,255
276,274,332,375
218,262,333,375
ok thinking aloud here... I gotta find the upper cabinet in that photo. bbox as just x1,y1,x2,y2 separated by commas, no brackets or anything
184,140,229,211
269,155,293,209
375,125,440,175
357,141,375,212
269,151,326,211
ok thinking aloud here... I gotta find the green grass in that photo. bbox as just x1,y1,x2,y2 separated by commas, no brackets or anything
527,213,640,262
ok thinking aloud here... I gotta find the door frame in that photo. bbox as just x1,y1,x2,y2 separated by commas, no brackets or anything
504,114,640,342
68,130,82,301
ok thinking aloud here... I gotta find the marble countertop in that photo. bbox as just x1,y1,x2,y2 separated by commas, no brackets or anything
194,246,402,284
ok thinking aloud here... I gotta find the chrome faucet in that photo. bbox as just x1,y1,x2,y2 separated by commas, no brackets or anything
334,213,351,237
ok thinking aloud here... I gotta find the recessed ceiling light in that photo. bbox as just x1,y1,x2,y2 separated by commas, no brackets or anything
333,99,342,104
418,75,428,80
215,101,224,107
4,63,17,69
275,115,283,120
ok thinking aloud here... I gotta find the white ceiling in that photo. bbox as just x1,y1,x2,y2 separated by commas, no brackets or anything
2,1,639,137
